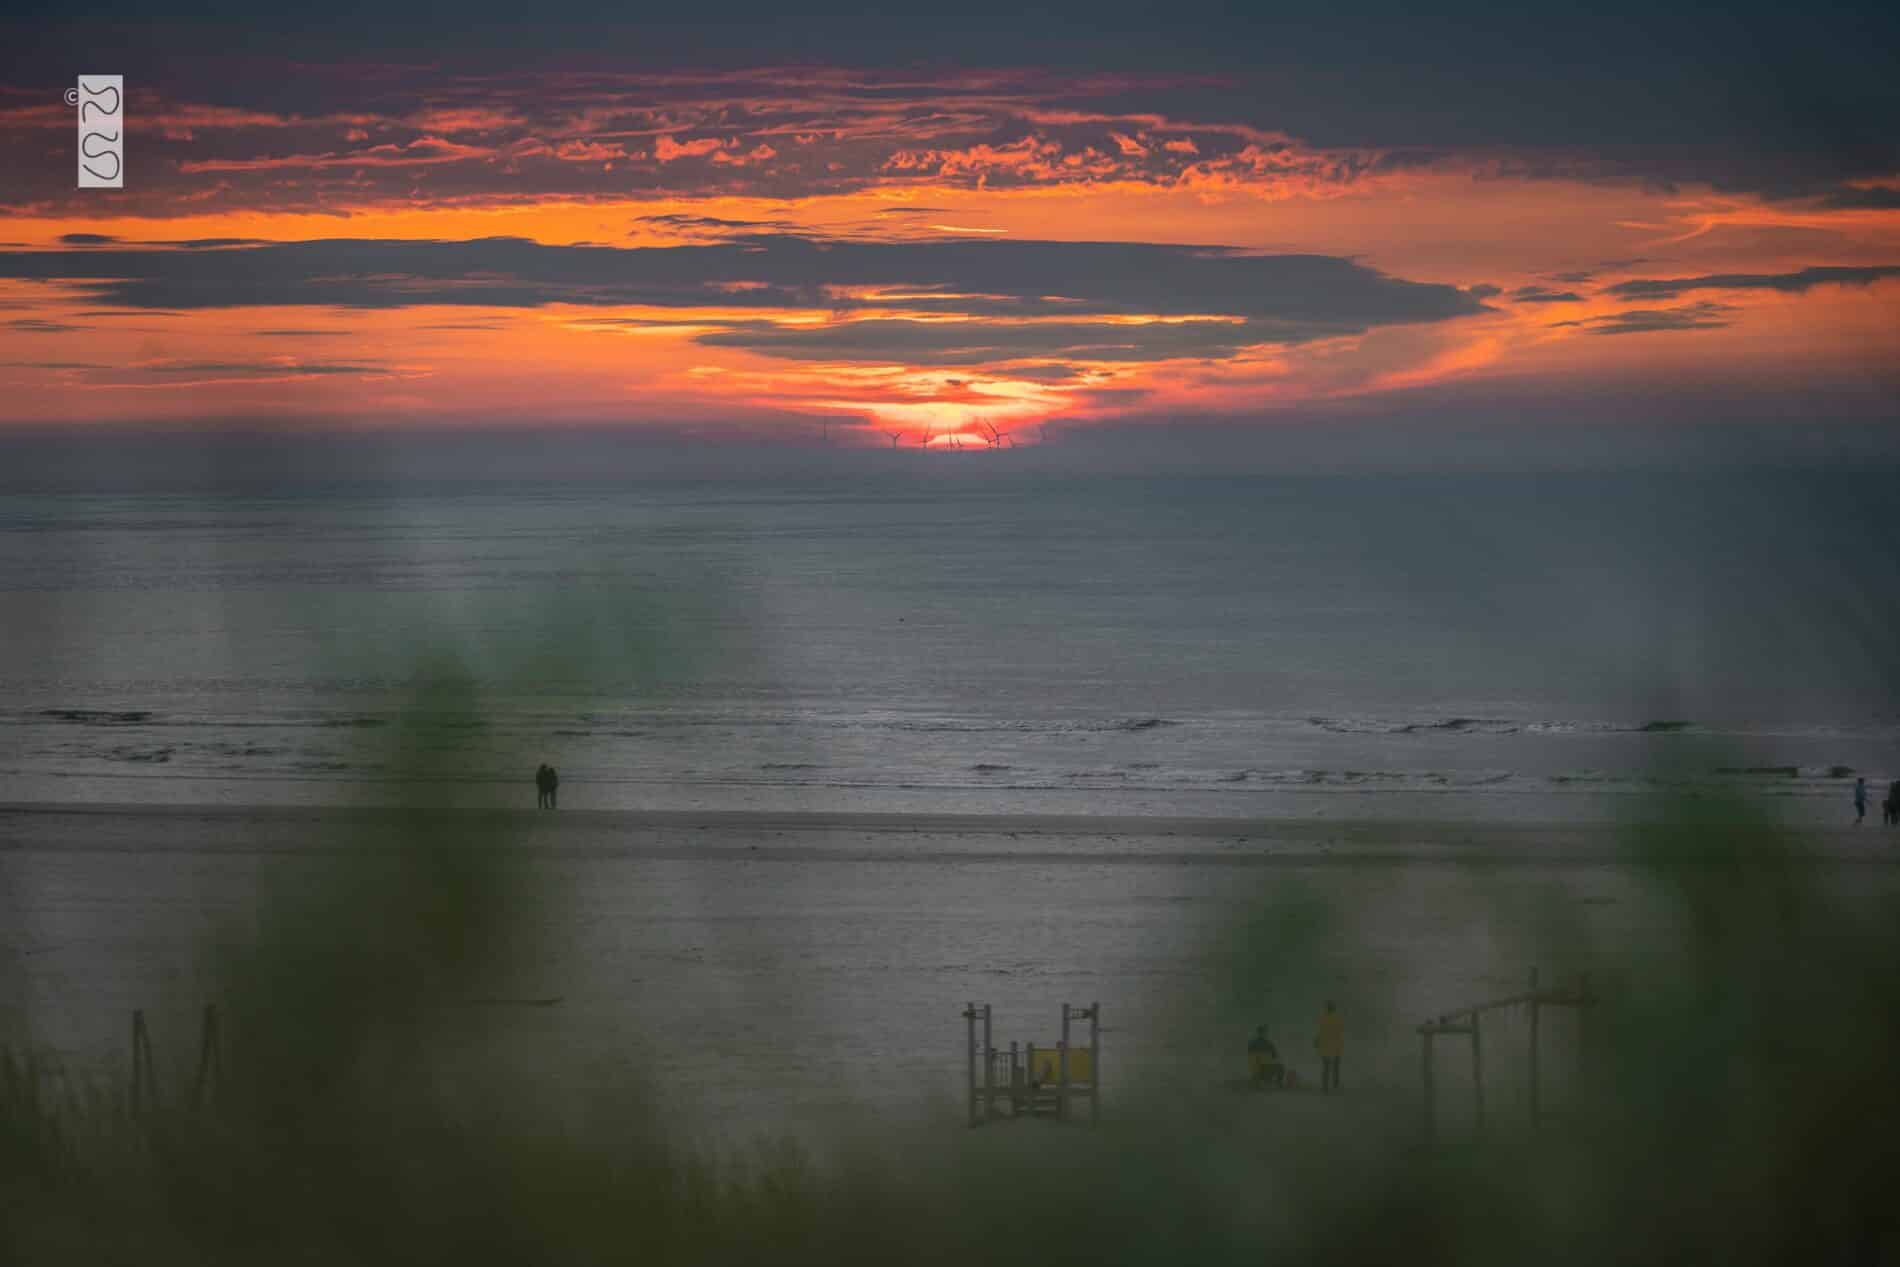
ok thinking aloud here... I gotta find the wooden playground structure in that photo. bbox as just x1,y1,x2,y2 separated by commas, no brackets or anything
1416,967,1595,1138
961,1001,1100,1126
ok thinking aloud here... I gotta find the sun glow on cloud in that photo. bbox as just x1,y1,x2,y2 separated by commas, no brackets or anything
0,63,1896,438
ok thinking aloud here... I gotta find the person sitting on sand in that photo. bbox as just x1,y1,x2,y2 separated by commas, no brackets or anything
1247,1025,1284,1088
1316,1001,1344,1093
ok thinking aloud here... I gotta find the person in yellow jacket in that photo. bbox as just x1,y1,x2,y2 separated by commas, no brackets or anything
1315,1000,1344,1093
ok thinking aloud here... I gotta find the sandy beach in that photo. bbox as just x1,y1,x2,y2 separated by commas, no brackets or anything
5,800,1893,1140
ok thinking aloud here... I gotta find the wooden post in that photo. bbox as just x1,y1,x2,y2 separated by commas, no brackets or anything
1470,1010,1484,1132
1528,968,1541,1124
192,1003,223,1109
981,1005,993,1123
130,1009,158,1119
1576,973,1592,1099
1058,1004,1072,1121
1420,1029,1435,1142
964,1003,979,1128
1089,1001,1101,1125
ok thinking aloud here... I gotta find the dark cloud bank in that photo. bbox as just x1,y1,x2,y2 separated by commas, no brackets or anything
0,235,1488,360
5,1,1895,205
1606,265,1900,301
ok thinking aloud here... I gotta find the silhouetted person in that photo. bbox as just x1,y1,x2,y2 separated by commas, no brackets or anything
1316,1000,1344,1092
1886,780,1900,827
535,763,553,809
1855,777,1868,824
545,764,560,809
1247,1025,1284,1088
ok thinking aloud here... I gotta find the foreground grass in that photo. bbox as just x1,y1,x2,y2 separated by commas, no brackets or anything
6,663,1896,1265
7,810,1898,1265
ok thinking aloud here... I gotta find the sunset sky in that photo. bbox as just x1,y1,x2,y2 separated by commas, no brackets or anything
2,1,1896,448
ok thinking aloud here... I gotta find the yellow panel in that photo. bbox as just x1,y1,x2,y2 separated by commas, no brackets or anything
1029,1047,1093,1083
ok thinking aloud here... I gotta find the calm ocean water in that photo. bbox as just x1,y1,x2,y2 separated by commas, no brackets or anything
3,467,1896,821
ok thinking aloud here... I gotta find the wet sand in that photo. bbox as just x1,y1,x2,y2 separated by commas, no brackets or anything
2,801,1884,862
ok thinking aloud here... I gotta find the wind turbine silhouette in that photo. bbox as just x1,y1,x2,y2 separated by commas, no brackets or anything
884,430,904,449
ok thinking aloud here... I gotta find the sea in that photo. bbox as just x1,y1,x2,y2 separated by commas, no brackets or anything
3,465,1896,819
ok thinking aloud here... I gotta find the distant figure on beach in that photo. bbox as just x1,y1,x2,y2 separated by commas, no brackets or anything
1247,1025,1284,1088
1316,1001,1344,1093
535,763,560,810
1886,780,1899,828
1855,777,1868,824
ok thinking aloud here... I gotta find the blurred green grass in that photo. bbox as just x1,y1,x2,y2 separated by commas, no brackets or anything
7,792,1897,1264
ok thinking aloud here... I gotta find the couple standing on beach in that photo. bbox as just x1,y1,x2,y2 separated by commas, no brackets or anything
1853,777,1900,826
1248,1001,1346,1091
535,763,561,809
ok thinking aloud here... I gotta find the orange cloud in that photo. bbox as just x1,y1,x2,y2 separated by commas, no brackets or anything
178,136,496,173
655,135,731,162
